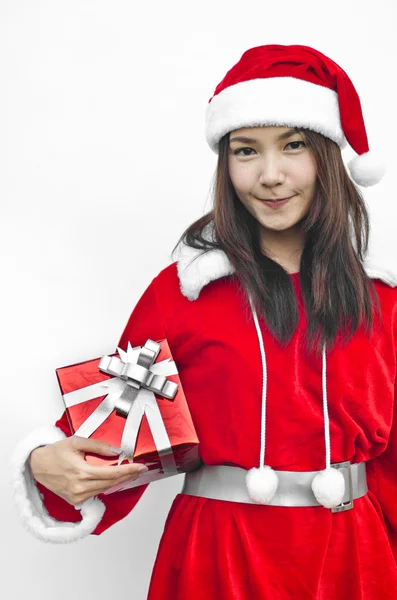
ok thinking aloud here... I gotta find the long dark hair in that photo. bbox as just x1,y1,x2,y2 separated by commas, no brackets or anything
171,127,382,358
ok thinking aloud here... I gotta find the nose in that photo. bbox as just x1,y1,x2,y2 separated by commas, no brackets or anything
258,155,285,187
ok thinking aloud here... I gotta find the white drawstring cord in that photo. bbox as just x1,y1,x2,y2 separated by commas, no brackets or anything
246,291,345,508
248,293,268,469
249,292,332,471
312,339,346,507
321,341,331,469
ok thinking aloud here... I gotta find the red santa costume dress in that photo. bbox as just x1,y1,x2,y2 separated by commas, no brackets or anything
11,45,397,599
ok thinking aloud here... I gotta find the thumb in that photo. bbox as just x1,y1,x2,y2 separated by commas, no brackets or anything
71,436,121,457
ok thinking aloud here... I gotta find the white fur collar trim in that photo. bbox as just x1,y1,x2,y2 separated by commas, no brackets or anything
172,236,397,300
173,241,236,301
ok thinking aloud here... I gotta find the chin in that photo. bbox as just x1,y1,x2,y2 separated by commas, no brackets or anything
262,225,300,235
258,220,296,231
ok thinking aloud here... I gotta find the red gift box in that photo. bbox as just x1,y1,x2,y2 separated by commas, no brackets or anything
55,338,201,494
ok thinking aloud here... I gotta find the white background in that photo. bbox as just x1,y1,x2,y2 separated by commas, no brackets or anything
2,1,396,598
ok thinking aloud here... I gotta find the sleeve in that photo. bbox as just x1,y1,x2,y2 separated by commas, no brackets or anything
11,276,167,543
366,361,397,562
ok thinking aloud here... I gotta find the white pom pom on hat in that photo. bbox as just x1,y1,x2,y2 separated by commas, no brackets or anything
347,151,387,188
205,44,386,187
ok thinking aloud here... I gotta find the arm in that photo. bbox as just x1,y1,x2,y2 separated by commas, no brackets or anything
366,364,397,561
11,276,167,543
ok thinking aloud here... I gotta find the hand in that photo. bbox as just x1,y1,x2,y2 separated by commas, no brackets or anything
29,436,148,506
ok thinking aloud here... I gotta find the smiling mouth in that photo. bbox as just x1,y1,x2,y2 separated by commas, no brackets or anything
257,195,294,202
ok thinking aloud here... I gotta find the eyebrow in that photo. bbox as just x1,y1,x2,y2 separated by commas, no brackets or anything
229,128,301,145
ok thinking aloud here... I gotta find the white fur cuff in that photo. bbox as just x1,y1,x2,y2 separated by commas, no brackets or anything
10,426,106,543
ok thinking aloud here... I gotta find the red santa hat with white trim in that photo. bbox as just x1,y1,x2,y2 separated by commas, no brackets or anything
205,44,386,187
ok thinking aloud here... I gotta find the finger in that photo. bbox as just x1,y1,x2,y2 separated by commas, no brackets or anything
70,436,121,457
74,472,143,494
73,486,120,505
81,462,148,480
73,475,144,504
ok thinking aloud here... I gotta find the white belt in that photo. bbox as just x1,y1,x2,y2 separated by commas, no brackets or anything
181,461,368,513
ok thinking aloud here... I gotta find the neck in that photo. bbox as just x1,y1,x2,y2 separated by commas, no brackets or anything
260,225,305,274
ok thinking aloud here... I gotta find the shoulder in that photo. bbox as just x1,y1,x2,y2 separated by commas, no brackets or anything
363,260,397,321
363,260,397,288
152,261,179,286
149,262,183,301
150,250,397,302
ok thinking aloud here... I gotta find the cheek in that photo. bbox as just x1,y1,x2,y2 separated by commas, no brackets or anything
228,161,254,192
293,159,317,194
302,158,317,186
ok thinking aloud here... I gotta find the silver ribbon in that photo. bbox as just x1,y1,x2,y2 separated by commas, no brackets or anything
62,339,179,473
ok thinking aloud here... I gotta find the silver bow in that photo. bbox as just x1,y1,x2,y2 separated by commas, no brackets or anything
62,339,179,472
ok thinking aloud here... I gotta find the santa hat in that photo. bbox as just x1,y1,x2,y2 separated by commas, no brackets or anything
205,44,386,187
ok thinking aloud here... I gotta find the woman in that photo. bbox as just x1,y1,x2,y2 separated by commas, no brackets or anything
12,44,397,599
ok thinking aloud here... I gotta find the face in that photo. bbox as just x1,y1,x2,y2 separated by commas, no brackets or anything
228,126,317,235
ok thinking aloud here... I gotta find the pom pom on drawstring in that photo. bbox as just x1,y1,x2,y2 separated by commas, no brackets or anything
311,467,345,509
246,465,279,504
347,150,387,187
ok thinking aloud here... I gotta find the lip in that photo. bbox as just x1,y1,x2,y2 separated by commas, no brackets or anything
257,194,295,208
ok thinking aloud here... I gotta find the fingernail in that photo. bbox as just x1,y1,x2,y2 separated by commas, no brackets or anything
110,446,121,454
137,465,149,473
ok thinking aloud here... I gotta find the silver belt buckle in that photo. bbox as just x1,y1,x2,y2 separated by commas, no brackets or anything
330,460,354,513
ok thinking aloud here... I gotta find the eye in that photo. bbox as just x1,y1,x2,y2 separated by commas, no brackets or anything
233,147,255,156
286,141,306,150
232,140,306,156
